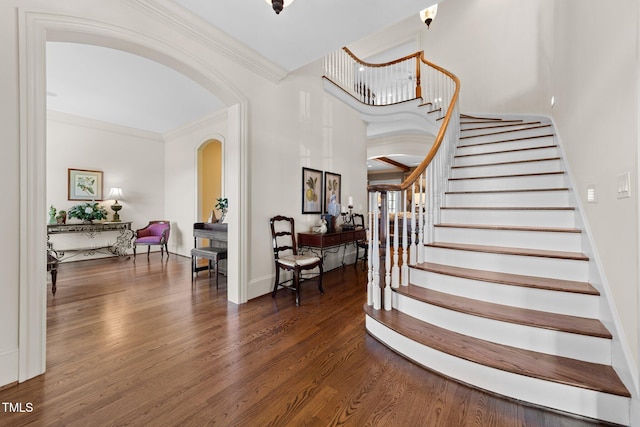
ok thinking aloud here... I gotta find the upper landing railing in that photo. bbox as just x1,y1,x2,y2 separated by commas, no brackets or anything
323,47,460,311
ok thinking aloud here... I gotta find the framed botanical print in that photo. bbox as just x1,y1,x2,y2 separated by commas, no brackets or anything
302,167,323,214
68,168,104,201
324,172,341,215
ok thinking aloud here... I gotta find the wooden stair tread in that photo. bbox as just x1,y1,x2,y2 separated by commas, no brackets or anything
396,285,610,338
446,187,568,195
414,262,598,295
457,134,554,148
364,305,630,397
448,171,564,181
451,157,561,169
426,242,589,261
460,121,542,132
460,124,552,140
435,223,581,233
455,145,557,158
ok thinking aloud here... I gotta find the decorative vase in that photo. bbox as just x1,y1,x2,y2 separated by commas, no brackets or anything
49,213,56,225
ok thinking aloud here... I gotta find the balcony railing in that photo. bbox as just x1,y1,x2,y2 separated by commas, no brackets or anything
323,48,461,310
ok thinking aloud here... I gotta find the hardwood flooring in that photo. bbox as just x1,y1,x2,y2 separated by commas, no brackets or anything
0,255,615,426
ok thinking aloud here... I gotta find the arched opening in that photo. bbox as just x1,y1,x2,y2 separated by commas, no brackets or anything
19,11,249,382
198,139,224,223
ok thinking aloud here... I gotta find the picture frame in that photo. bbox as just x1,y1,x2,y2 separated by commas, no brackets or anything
324,171,341,214
302,167,323,214
68,168,104,201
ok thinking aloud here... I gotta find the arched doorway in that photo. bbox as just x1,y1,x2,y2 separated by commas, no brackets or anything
198,139,224,223
19,11,249,382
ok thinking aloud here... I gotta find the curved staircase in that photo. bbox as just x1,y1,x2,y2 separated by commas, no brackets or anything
364,115,631,425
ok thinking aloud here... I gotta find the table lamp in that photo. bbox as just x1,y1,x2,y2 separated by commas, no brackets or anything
107,187,125,222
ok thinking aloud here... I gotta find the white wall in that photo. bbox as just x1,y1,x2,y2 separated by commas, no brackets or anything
47,112,165,260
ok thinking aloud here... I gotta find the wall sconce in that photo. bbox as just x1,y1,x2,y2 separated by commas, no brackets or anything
107,187,125,222
419,4,438,29
265,0,295,14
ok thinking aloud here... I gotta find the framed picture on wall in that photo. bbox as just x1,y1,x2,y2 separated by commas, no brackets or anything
68,168,104,201
324,171,341,215
302,167,323,214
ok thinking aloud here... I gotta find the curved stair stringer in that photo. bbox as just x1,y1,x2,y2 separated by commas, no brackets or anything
363,113,634,426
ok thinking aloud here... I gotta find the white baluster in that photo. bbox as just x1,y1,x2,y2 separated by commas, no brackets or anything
417,177,425,264
367,192,374,307
409,182,417,266
391,192,399,289
384,199,392,310
401,189,409,286
373,192,381,310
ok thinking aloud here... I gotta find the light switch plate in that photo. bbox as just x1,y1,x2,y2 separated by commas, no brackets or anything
617,172,631,199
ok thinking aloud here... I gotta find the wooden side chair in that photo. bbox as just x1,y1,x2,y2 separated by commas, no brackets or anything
270,215,323,306
47,246,60,295
352,213,368,271
133,220,170,260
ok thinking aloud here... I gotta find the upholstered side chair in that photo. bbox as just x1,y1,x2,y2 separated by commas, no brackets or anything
133,220,171,260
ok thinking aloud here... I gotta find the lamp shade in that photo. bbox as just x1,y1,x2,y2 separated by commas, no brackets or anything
264,0,295,14
419,4,438,28
107,187,124,201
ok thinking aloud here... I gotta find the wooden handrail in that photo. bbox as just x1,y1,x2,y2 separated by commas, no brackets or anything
343,47,421,68
368,51,460,193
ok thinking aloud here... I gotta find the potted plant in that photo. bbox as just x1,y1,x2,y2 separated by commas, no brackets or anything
67,201,108,223
215,197,228,223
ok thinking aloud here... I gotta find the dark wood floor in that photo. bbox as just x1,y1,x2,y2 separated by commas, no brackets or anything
0,255,614,426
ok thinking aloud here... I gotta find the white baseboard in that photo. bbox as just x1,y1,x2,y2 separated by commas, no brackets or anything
0,348,19,387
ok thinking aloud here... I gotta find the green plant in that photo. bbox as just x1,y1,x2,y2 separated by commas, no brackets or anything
67,201,108,222
215,197,228,212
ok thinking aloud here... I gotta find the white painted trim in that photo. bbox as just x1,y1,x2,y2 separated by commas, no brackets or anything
18,8,251,382
163,109,227,141
127,0,288,82
0,349,19,386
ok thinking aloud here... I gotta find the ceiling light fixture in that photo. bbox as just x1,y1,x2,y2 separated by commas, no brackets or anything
419,4,438,29
265,0,295,14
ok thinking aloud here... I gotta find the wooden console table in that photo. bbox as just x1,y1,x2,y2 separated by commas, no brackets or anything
47,221,134,260
298,229,366,268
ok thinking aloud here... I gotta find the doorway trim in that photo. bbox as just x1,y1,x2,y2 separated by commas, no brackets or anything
18,9,249,382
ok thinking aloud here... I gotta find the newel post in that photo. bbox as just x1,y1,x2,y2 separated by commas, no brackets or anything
415,54,422,99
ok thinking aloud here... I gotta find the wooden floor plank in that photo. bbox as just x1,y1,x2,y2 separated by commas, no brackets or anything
0,256,617,426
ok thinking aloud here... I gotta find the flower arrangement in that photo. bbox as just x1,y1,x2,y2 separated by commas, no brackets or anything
215,197,228,223
67,201,108,223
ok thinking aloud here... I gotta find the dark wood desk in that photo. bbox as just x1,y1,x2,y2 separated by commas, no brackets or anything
298,229,366,267
192,222,228,287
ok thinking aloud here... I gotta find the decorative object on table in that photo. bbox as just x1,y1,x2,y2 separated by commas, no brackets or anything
207,209,217,223
321,213,335,234
341,196,355,230
56,210,67,225
215,197,228,223
314,217,328,234
302,167,323,214
324,171,341,215
49,205,57,224
106,187,125,222
67,201,108,223
68,168,104,201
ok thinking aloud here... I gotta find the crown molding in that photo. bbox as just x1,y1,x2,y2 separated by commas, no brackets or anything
47,110,164,142
162,108,227,140
126,0,288,83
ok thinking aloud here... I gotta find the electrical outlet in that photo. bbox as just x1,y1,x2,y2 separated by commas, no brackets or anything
617,172,630,199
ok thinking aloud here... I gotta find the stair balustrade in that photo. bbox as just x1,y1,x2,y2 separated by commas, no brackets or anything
323,48,460,311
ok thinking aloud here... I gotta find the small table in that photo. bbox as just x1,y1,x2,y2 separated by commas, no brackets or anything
298,229,366,268
47,221,134,260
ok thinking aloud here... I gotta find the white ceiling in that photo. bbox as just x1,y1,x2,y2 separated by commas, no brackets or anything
46,0,436,175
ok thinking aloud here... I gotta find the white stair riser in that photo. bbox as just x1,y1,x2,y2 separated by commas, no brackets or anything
451,159,562,178
409,268,599,318
457,136,555,156
459,123,545,137
423,245,588,282
445,190,570,207
459,127,553,145
440,208,576,228
393,293,610,364
454,147,558,167
365,317,630,426
433,226,582,252
448,173,566,192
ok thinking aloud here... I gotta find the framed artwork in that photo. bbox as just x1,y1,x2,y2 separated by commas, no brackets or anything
68,168,104,201
302,167,323,214
324,171,341,214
